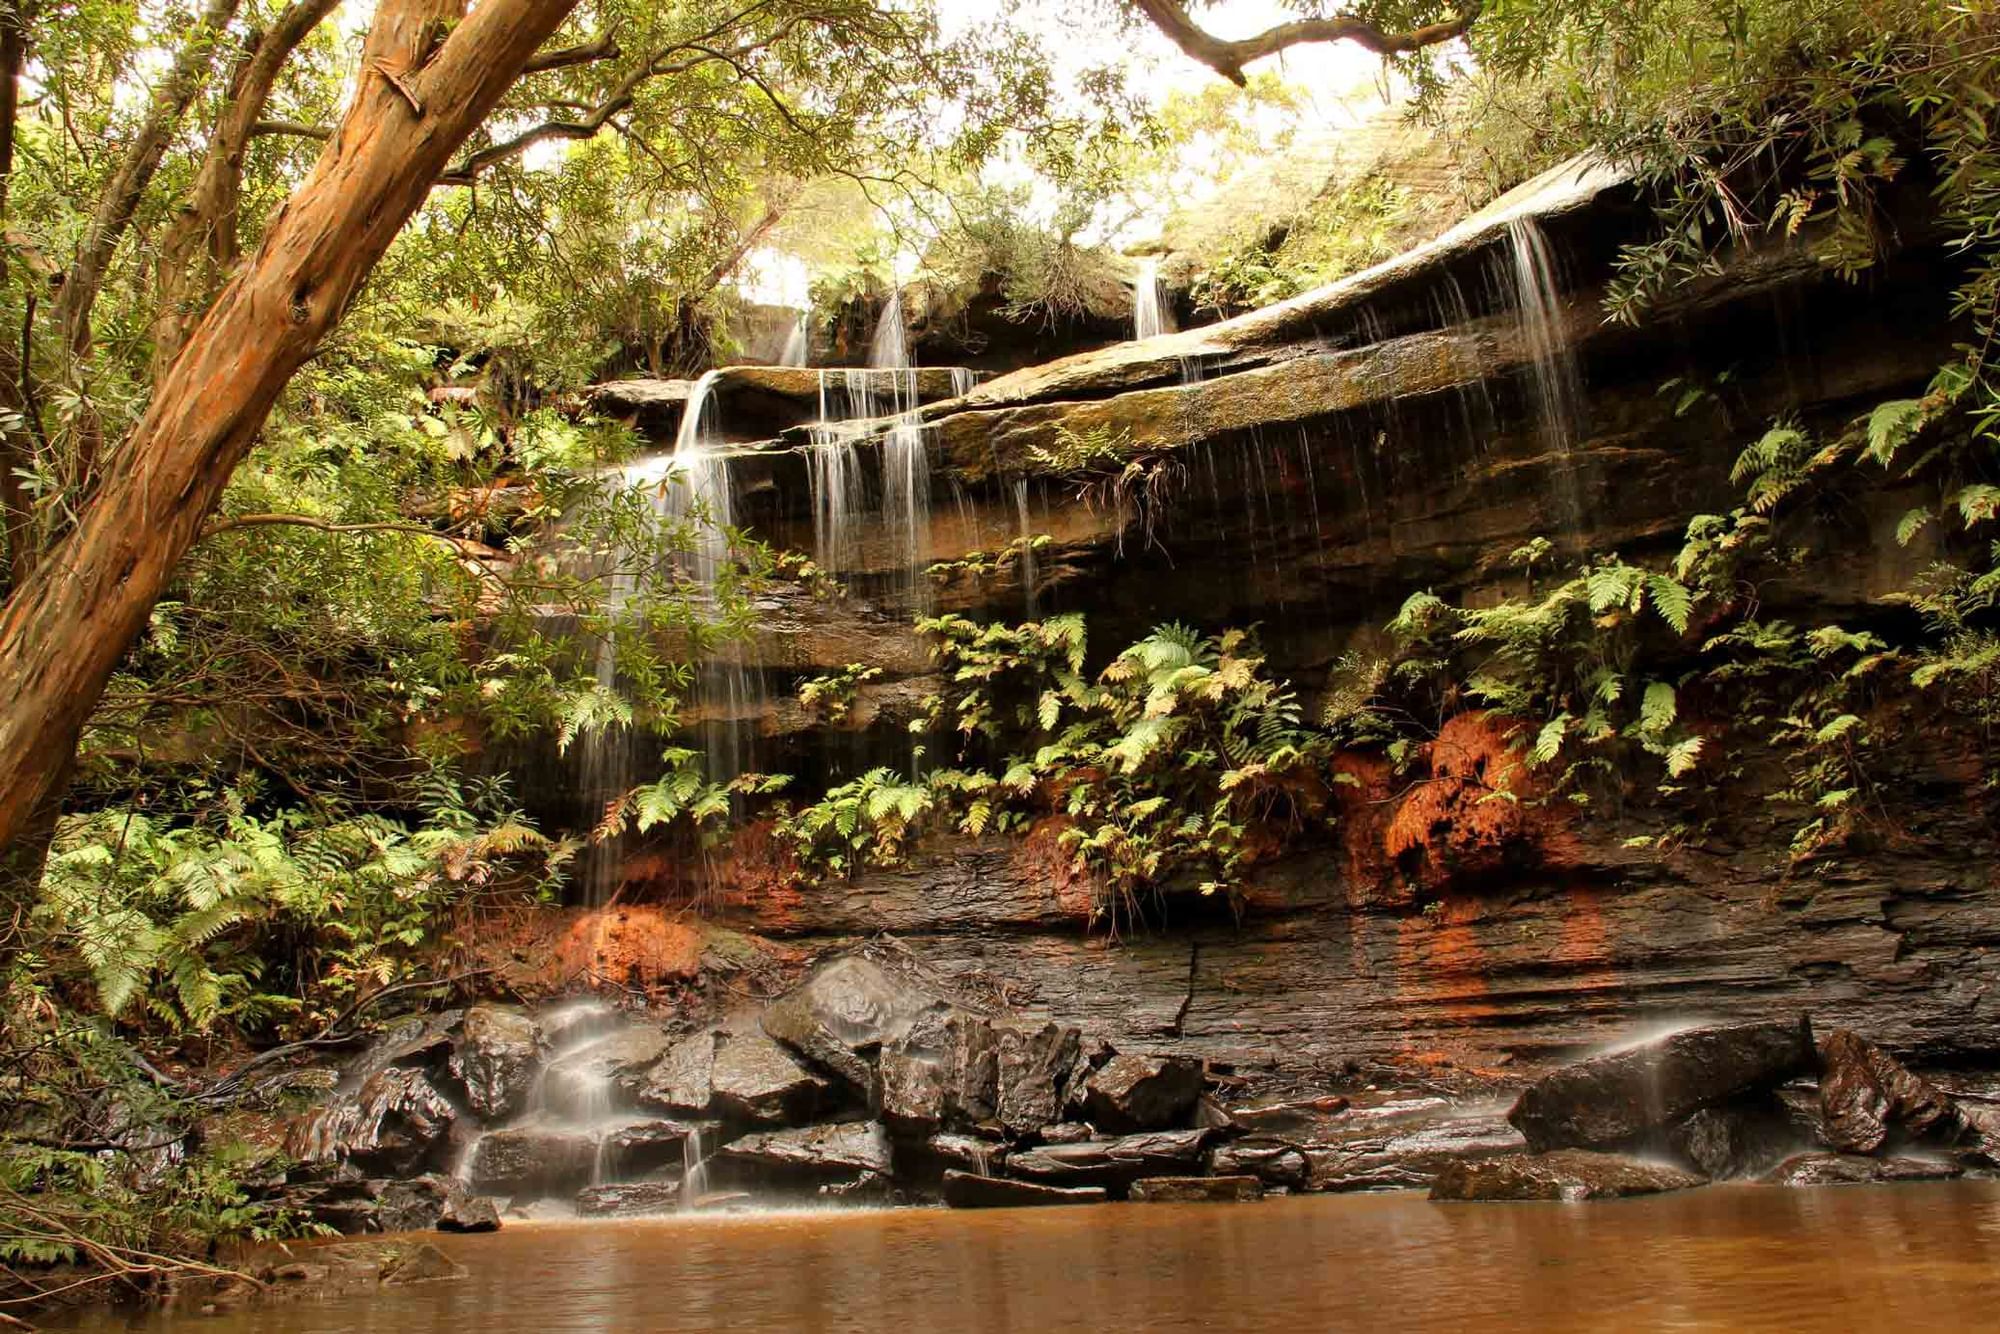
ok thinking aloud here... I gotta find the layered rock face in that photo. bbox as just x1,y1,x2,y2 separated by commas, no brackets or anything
535,158,2000,1085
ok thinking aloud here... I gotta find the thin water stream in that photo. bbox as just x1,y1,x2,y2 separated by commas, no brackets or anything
57,1182,2000,1332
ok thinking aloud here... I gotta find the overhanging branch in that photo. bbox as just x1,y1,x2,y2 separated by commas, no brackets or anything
1129,0,1481,85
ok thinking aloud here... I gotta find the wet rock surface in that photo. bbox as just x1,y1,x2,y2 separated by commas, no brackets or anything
437,1189,503,1233
1817,1028,1990,1157
1082,1054,1205,1132
290,1066,460,1176
451,1007,546,1121
1130,1175,1264,1203
1431,1150,1708,1202
719,1121,894,1180
1665,1093,1819,1180
1508,1019,1816,1153
941,1170,1108,1208
575,1180,682,1216
760,955,956,1093
1005,1129,1213,1190
1761,1152,1964,1187
466,1126,598,1195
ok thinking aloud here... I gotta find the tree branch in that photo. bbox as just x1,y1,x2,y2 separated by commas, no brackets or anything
52,0,243,356
1128,0,1481,85
153,0,344,377
201,512,505,560
521,30,622,73
248,118,333,140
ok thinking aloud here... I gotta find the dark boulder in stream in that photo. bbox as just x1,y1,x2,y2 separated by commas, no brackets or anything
760,955,955,1093
1129,1175,1264,1203
718,1120,894,1180
1430,1150,1707,1202
1817,1028,1993,1157
450,1007,547,1121
941,1170,1108,1208
1664,1093,1819,1180
466,1126,598,1195
1507,1019,1816,1153
1080,1053,1205,1132
1003,1128,1213,1189
1761,1152,1964,1187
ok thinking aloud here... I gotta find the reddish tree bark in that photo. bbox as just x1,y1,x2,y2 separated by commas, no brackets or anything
0,0,578,870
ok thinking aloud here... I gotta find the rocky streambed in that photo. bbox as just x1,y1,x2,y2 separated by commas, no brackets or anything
272,943,1999,1241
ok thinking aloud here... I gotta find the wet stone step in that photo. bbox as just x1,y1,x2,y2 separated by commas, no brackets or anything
941,1170,1109,1209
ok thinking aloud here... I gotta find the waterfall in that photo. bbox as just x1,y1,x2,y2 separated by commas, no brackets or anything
1502,218,1588,537
1504,218,1585,453
1133,258,1173,340
807,373,866,574
1013,476,1038,618
778,313,810,368
669,370,735,586
680,1123,713,1211
872,292,931,594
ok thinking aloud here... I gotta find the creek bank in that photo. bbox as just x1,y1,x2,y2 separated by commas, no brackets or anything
273,954,1998,1234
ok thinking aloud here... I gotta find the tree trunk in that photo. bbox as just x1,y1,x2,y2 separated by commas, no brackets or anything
0,0,577,865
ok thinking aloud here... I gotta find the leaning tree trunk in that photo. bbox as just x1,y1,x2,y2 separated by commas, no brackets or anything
0,0,576,875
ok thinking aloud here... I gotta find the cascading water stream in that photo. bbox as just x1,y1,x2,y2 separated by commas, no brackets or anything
1133,257,1173,340
777,313,810,368
1501,217,1589,540
871,291,932,602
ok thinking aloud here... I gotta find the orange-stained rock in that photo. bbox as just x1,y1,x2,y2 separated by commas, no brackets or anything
553,907,703,990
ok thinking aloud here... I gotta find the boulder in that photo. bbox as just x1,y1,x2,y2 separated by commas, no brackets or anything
437,1191,502,1233
718,1121,893,1179
575,1180,683,1216
641,1029,832,1126
1507,1018,1816,1152
1129,1176,1264,1203
380,1241,469,1286
465,1126,598,1196
639,1030,719,1117
1081,1054,1205,1132
1209,1137,1312,1189
996,1023,1082,1136
450,1007,546,1121
712,1033,834,1125
1761,1152,1963,1187
1429,1150,1708,1202
1817,1029,1989,1156
599,1118,713,1177
1665,1093,1818,1180
1004,1129,1212,1188
285,1174,432,1235
760,955,955,1093
290,1066,460,1176
942,1170,1108,1209
878,1010,1004,1136
590,378,695,434
879,1046,949,1137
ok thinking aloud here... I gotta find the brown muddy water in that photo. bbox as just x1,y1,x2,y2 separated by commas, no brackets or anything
59,1182,2000,1332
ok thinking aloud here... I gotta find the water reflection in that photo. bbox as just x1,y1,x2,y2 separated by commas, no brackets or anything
60,1182,2000,1333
